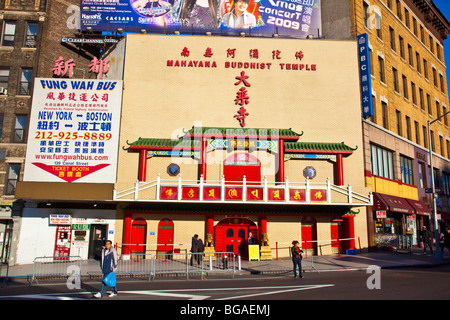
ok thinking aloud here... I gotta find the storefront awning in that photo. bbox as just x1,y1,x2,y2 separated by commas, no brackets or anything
405,199,432,216
372,193,415,215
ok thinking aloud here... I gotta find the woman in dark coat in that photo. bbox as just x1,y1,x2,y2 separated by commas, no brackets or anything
291,240,304,278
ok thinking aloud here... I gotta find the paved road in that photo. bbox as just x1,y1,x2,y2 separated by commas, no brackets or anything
1,265,449,303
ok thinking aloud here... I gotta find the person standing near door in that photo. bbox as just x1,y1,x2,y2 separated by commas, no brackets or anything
190,234,199,266
420,226,433,255
94,240,118,298
291,240,303,278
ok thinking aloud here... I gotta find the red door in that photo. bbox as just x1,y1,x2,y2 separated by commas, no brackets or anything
331,220,346,253
156,218,174,257
214,218,258,256
301,220,317,255
131,218,147,255
223,153,261,185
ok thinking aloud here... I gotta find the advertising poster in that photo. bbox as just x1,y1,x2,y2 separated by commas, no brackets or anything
23,78,123,183
81,0,321,38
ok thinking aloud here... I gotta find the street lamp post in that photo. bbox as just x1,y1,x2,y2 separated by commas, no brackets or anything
427,109,450,261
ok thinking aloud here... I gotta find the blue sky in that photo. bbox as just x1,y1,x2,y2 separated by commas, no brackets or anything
433,0,450,90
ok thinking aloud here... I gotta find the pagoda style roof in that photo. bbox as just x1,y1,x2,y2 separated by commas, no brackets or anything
284,142,357,154
184,126,303,140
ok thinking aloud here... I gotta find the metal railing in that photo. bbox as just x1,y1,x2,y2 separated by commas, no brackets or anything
114,174,373,206
32,256,82,284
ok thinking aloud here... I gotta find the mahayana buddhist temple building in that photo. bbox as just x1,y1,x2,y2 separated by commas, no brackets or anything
107,34,373,258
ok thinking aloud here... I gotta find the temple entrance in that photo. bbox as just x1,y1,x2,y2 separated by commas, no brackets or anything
214,218,258,257
223,153,261,185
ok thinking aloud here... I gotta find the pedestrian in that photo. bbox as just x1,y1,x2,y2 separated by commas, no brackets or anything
197,237,204,265
420,226,433,255
442,227,450,255
247,232,255,245
94,240,118,298
291,240,303,278
190,234,199,266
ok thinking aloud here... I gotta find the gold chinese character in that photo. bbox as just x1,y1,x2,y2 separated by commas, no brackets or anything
273,190,280,199
75,172,82,177
251,189,260,199
228,188,238,198
314,191,323,200
294,190,302,200
165,188,173,196
67,171,73,178
59,171,65,177
208,189,215,198
187,188,195,198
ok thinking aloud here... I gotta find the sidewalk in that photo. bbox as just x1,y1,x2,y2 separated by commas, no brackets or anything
1,247,449,280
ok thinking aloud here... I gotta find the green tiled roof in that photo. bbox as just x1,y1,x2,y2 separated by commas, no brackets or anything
285,142,357,153
185,126,303,140
127,138,201,149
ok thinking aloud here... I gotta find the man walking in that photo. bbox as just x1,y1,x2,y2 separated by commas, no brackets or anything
420,226,433,255
94,240,118,298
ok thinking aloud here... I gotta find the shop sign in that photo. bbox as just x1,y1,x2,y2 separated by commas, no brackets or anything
23,78,123,183
72,223,90,231
357,33,373,118
49,214,72,225
376,210,387,219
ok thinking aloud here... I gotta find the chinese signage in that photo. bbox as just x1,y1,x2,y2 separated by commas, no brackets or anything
23,78,123,183
357,33,373,118
80,0,321,38
53,56,110,79
49,214,72,225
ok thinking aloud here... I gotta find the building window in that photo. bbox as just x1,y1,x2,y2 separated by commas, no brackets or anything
427,93,432,115
431,130,435,152
399,36,405,59
378,56,385,83
404,8,410,28
402,75,408,99
375,13,382,39
423,59,428,79
382,101,388,129
408,44,413,67
413,17,418,36
396,110,402,136
411,82,416,105
418,162,426,188
24,22,38,48
423,126,428,148
371,144,394,180
420,25,425,43
363,1,370,28
389,27,396,51
443,172,450,196
13,115,27,143
440,74,445,94
447,140,450,159
433,68,438,88
405,116,411,140
1,21,16,47
400,155,414,185
414,121,420,144
419,88,425,111
0,68,10,90
436,100,441,119
440,136,444,156
369,48,374,76
416,52,421,73
19,69,32,95
393,67,399,92
396,0,402,20
429,35,434,53
443,106,448,126
5,164,20,195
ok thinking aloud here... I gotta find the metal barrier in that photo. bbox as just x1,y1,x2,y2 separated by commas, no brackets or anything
202,252,236,279
118,253,153,279
32,256,82,284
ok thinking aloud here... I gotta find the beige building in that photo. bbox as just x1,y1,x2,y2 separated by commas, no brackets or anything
105,34,372,258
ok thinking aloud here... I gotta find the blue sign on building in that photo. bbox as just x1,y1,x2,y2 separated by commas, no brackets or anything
357,33,373,118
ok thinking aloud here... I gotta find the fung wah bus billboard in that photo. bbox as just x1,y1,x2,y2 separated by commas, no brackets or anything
80,0,321,38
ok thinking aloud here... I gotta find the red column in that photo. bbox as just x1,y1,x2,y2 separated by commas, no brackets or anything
348,216,355,249
260,216,267,234
123,212,132,255
337,153,344,186
206,215,214,236
201,138,207,180
278,139,285,185
139,149,147,182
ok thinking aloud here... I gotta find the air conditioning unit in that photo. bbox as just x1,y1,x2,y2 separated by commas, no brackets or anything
0,87,6,94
